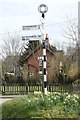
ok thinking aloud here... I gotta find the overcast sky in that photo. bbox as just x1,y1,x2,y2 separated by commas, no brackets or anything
0,0,79,56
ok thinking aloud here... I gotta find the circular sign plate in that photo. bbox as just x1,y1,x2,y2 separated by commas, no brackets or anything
38,4,48,14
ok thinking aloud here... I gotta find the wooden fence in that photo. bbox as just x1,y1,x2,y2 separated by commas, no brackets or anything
0,83,73,95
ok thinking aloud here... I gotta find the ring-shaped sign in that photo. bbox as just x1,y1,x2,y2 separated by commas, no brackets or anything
38,4,48,14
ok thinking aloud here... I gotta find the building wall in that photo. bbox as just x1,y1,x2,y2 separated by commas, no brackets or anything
24,47,56,83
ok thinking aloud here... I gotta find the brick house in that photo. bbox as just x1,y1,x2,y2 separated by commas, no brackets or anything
23,45,64,84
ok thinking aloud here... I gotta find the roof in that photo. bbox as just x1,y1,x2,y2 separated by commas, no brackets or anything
25,44,54,61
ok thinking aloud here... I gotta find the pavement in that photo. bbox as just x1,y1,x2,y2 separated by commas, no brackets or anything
0,95,15,105
0,98,13,104
0,95,28,105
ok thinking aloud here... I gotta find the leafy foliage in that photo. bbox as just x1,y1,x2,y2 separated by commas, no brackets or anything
73,79,80,85
2,92,79,118
49,45,57,52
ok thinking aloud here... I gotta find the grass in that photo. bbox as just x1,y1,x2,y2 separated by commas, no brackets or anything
1,92,79,119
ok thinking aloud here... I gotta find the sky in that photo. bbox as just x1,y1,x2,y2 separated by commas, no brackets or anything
0,0,79,57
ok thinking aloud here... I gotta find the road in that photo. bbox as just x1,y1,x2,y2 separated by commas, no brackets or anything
0,95,28,105
0,95,14,105
0,98,13,105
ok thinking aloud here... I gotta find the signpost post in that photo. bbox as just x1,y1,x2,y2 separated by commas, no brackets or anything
38,4,48,94
22,4,48,94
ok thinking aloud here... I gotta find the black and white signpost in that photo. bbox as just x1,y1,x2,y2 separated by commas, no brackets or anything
38,4,48,94
22,4,48,94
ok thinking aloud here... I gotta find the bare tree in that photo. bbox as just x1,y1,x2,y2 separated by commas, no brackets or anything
1,33,23,58
64,18,78,43
0,33,25,82
64,18,80,79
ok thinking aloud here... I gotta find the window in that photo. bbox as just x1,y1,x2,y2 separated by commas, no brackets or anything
29,72,34,79
39,59,42,66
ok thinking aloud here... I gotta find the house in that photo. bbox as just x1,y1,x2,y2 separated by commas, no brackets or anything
23,45,64,84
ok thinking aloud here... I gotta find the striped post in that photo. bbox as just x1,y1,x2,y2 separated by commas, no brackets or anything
38,5,48,94
43,41,47,94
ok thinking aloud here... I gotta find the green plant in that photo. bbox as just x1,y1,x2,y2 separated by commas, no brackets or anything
73,79,80,84
1,92,79,119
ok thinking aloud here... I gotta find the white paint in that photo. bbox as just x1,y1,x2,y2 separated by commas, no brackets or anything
43,49,46,55
6,72,14,75
44,75,47,81
39,71,42,74
38,56,42,60
40,17,45,24
43,62,46,68
44,88,47,94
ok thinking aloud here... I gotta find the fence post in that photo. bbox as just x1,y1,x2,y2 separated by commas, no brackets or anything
49,84,51,92
2,83,5,94
26,83,28,94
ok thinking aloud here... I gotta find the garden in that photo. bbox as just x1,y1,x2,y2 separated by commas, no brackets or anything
1,92,80,119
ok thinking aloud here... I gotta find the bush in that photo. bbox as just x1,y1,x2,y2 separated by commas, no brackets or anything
1,92,79,119
4,73,16,83
16,74,25,84
73,79,80,85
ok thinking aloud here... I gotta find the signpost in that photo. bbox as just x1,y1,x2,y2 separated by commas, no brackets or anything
22,25,40,30
22,4,48,94
22,25,41,41
38,4,48,94
22,35,42,41
38,4,48,14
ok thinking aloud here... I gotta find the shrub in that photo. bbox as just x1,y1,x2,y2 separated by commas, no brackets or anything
73,79,80,85
1,92,79,119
